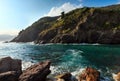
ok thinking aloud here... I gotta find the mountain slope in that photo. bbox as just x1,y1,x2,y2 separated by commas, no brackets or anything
11,16,59,42
12,4,120,44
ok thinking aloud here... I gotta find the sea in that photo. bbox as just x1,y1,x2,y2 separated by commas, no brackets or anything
0,42,120,81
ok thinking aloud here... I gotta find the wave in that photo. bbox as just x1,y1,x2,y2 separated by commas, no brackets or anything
66,49,83,55
38,43,101,46
22,61,35,70
50,65,112,81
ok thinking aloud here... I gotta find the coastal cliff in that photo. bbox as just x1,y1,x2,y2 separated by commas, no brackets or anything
11,4,120,44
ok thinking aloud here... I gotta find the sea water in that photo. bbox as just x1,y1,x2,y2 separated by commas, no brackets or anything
0,42,120,80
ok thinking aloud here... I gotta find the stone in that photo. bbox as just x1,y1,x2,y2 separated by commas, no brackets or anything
0,57,22,75
19,60,51,81
78,67,100,81
113,72,120,81
0,71,19,81
55,73,72,81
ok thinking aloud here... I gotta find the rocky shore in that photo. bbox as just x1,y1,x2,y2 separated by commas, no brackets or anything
0,57,119,81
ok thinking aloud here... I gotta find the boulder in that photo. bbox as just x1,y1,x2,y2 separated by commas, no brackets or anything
0,57,22,75
19,60,51,81
113,72,120,81
0,71,19,81
78,67,100,81
55,73,73,81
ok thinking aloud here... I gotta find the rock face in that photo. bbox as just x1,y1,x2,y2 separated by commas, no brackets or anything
78,67,100,81
11,4,120,44
19,60,51,81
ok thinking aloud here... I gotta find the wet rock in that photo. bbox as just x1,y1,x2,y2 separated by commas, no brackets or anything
0,57,22,75
55,73,73,81
113,72,120,81
78,67,100,81
0,71,19,81
19,60,51,81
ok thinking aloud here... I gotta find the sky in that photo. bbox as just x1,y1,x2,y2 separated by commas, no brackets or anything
0,0,120,36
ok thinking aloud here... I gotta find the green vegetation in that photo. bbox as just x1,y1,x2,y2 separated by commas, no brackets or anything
12,4,120,44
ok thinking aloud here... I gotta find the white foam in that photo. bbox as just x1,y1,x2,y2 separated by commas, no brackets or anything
22,61,34,70
71,68,85,76
66,49,83,55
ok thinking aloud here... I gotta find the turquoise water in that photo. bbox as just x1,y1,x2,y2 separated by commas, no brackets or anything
0,42,120,80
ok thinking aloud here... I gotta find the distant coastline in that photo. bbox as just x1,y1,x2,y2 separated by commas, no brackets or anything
0,34,16,42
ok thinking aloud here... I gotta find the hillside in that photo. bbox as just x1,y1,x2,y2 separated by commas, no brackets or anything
11,16,59,42
11,4,120,44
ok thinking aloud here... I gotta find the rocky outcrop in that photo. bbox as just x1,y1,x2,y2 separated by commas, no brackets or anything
0,57,22,74
0,57,52,81
19,60,51,81
0,57,22,81
77,67,100,81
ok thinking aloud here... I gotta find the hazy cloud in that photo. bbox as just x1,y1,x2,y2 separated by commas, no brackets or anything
117,2,120,4
117,0,120,4
46,2,83,16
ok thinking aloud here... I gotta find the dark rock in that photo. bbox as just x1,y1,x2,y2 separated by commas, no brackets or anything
0,57,22,75
78,67,100,81
55,73,72,81
111,30,120,44
0,71,19,81
19,60,51,81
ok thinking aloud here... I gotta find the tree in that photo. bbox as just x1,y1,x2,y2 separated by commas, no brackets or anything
61,11,65,19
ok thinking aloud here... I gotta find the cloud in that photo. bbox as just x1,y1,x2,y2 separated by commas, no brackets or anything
117,0,120,4
117,2,120,4
46,2,83,16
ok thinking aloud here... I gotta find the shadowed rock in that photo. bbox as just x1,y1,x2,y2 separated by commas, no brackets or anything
0,71,19,81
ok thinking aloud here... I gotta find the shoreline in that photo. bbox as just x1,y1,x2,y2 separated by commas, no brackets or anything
0,57,119,81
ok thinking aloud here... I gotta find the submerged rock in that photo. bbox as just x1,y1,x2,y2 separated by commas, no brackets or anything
77,67,100,81
19,60,51,81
